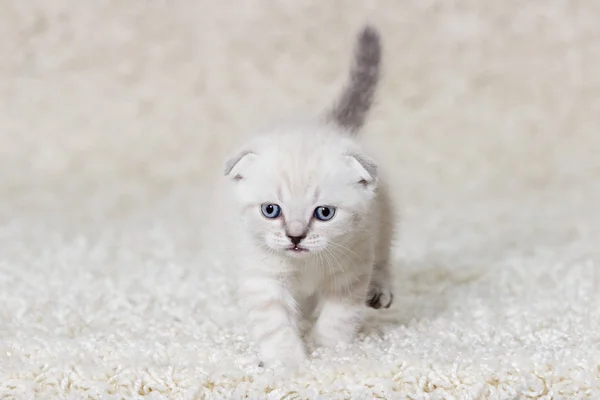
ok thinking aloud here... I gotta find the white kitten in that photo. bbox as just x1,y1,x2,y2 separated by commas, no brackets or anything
222,26,395,367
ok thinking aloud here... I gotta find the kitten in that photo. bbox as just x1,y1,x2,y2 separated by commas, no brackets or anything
222,25,395,367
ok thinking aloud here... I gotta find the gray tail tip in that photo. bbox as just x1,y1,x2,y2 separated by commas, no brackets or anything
357,24,381,50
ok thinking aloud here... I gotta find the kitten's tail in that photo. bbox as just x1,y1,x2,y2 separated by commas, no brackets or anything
327,25,382,134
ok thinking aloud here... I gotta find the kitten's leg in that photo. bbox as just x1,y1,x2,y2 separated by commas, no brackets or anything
297,293,319,336
367,185,395,309
311,272,371,347
300,293,319,320
240,275,306,366
367,261,394,309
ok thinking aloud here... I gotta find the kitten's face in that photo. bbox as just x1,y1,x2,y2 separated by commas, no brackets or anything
225,126,378,259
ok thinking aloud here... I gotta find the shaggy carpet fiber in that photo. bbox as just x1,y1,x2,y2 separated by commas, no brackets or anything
2,1,600,399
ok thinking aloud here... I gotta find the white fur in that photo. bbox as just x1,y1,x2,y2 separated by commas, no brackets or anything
222,121,395,366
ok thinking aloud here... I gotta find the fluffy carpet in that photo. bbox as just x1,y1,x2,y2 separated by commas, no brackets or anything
2,1,600,398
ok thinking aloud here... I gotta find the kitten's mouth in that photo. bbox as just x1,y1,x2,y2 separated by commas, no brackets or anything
287,246,308,253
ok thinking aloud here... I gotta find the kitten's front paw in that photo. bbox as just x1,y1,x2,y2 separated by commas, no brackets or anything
311,327,354,348
259,337,307,368
311,301,363,348
367,281,393,309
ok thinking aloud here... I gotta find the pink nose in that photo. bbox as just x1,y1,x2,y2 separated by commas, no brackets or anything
286,220,307,243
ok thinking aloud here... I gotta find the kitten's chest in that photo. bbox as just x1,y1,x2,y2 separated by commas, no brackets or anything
293,261,326,296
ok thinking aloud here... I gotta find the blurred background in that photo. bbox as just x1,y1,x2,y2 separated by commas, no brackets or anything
2,0,598,198
1,0,599,261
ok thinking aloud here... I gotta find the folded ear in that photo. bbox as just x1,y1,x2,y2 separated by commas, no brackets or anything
345,153,378,188
224,150,255,181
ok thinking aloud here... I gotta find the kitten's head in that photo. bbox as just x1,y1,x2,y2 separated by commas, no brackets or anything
224,124,378,258
222,25,383,258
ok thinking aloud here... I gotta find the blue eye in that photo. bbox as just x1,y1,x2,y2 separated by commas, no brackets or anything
314,206,336,221
261,204,281,219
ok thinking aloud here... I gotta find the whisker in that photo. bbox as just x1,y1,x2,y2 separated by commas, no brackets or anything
329,245,351,296
318,249,325,278
328,241,364,263
328,244,354,267
323,246,351,297
322,248,338,292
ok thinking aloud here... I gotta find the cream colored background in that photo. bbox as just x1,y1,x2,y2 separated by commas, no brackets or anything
2,1,600,398
3,1,599,194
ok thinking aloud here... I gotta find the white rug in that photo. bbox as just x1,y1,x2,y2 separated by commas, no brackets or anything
2,1,600,398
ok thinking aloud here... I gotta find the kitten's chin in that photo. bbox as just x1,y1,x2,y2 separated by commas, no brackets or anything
266,245,315,259
284,246,311,258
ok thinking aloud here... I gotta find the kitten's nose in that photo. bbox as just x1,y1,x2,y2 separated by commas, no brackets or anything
287,234,306,246
286,221,307,245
